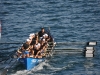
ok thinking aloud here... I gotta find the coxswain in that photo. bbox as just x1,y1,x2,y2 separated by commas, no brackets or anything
38,28,46,38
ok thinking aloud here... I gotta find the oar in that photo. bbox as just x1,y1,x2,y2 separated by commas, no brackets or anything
0,43,22,63
48,41,97,45
1,55,21,75
0,41,97,45
48,48,83,50
47,42,85,45
47,48,83,53
54,51,83,54
47,50,83,54
0,42,22,44
0,50,16,64
0,42,85,44
0,46,21,64
0,42,24,75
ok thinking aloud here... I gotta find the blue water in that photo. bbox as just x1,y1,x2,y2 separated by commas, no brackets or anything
0,0,100,75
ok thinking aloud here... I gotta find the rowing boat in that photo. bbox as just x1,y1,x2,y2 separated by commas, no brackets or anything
18,27,54,70
18,58,45,70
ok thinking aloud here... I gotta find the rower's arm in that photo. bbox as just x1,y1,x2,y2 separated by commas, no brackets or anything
35,51,40,58
17,49,22,54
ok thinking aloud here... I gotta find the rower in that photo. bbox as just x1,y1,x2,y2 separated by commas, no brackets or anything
17,43,30,58
40,38,48,48
28,38,35,57
17,46,25,57
42,33,50,42
29,48,34,57
33,40,41,58
20,38,33,58
29,33,35,41
22,44,30,58
29,33,35,38
35,39,48,58
25,38,32,45
40,44,47,57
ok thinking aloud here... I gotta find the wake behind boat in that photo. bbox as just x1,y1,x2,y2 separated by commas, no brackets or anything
17,27,55,70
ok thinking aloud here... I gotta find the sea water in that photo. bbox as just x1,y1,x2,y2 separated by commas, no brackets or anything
0,0,100,75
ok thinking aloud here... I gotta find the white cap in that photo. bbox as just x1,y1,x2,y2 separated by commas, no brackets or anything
29,36,33,40
29,33,35,37
43,34,45,37
45,34,48,37
42,39,45,41
26,39,31,42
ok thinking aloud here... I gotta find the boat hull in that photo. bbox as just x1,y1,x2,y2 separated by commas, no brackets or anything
19,58,45,70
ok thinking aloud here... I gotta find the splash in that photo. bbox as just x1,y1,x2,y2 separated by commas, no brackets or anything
10,61,50,75
9,59,63,75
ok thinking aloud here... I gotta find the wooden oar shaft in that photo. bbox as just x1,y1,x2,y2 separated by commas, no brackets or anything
55,51,83,53
0,42,22,44
47,50,83,52
0,42,86,45
56,42,86,45
0,41,97,45
48,48,83,50
1,56,20,75
51,50,82,51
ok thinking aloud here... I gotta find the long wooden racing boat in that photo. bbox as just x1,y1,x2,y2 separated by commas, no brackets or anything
18,47,54,70
18,27,55,70
18,57,45,70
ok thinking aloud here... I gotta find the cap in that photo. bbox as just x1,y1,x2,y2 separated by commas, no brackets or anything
42,39,45,41
29,33,35,37
45,34,48,37
26,39,31,42
43,34,45,37
29,36,33,40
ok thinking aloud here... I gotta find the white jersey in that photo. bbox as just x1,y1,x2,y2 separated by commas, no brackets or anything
34,43,40,49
